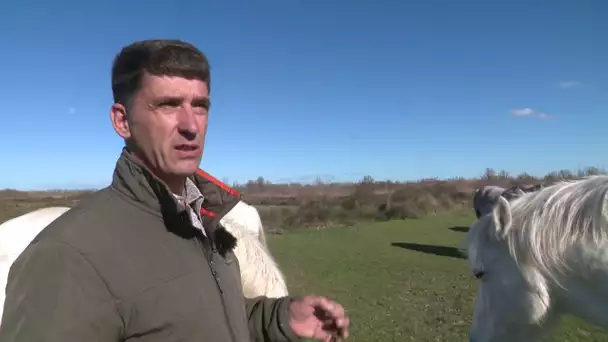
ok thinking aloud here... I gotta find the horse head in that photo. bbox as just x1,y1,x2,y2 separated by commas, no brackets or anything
466,176,608,341
465,195,556,342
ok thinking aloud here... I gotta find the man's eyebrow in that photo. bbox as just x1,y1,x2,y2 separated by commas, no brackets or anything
193,97,211,108
150,96,210,108
151,96,183,106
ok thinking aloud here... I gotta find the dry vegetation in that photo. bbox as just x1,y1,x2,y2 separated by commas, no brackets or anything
0,190,92,224
2,166,605,230
238,166,606,233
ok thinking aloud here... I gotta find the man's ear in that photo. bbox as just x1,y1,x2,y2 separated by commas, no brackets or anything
493,195,513,239
110,103,131,139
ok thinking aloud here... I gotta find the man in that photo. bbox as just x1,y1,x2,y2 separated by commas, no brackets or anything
0,39,350,341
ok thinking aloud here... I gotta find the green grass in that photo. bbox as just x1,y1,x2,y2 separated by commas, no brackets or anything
267,215,608,341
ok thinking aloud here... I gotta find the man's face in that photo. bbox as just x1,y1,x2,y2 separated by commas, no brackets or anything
111,72,210,184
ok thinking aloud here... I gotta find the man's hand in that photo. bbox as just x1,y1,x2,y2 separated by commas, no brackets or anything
288,295,350,341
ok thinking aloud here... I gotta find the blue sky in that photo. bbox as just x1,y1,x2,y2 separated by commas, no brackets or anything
0,0,606,190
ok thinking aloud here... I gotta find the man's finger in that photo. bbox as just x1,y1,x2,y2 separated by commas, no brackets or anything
337,316,349,338
311,296,346,318
312,296,349,339
313,320,335,341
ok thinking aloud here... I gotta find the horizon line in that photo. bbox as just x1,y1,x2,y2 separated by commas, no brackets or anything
1,164,605,192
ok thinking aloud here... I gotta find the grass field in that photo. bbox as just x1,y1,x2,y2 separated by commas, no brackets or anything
268,215,608,341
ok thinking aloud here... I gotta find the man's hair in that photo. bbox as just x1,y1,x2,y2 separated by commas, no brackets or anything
111,39,211,108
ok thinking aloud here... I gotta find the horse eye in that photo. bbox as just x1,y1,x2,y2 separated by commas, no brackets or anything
473,270,485,279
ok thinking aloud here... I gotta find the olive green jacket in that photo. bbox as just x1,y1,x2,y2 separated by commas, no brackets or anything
0,148,300,342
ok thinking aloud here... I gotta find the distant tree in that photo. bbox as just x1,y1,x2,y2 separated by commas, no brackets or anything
481,168,496,180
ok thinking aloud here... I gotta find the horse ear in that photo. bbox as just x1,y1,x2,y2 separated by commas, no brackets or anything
492,195,513,239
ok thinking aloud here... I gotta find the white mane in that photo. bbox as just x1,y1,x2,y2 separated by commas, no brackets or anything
219,211,288,298
222,201,268,247
468,175,608,283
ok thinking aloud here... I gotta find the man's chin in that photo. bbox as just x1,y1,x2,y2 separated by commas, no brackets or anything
171,161,201,176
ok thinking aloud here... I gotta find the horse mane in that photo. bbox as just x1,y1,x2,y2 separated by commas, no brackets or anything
219,211,288,298
499,175,608,282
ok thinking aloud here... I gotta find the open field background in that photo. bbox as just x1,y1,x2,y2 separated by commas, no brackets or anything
2,166,608,341
270,216,608,341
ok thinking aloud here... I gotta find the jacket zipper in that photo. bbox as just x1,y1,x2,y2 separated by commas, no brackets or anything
197,234,238,342
207,243,223,294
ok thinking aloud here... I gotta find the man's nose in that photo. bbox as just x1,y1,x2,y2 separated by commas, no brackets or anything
176,107,199,135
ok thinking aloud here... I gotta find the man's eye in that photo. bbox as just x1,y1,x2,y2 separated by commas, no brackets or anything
158,101,180,108
193,101,210,110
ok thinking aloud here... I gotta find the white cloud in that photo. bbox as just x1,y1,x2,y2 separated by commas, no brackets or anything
557,81,581,89
510,108,534,116
510,107,553,120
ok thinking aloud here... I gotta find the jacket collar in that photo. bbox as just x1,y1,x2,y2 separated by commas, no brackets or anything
110,147,241,226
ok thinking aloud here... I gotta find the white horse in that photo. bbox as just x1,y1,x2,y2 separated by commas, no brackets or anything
464,175,608,342
0,202,288,322
472,184,540,219
227,200,268,248
473,185,516,219
219,203,288,299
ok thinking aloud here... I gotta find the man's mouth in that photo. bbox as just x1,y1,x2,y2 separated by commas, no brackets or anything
175,144,199,151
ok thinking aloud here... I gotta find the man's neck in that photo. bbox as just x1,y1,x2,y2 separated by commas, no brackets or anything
127,147,187,196
167,179,187,197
